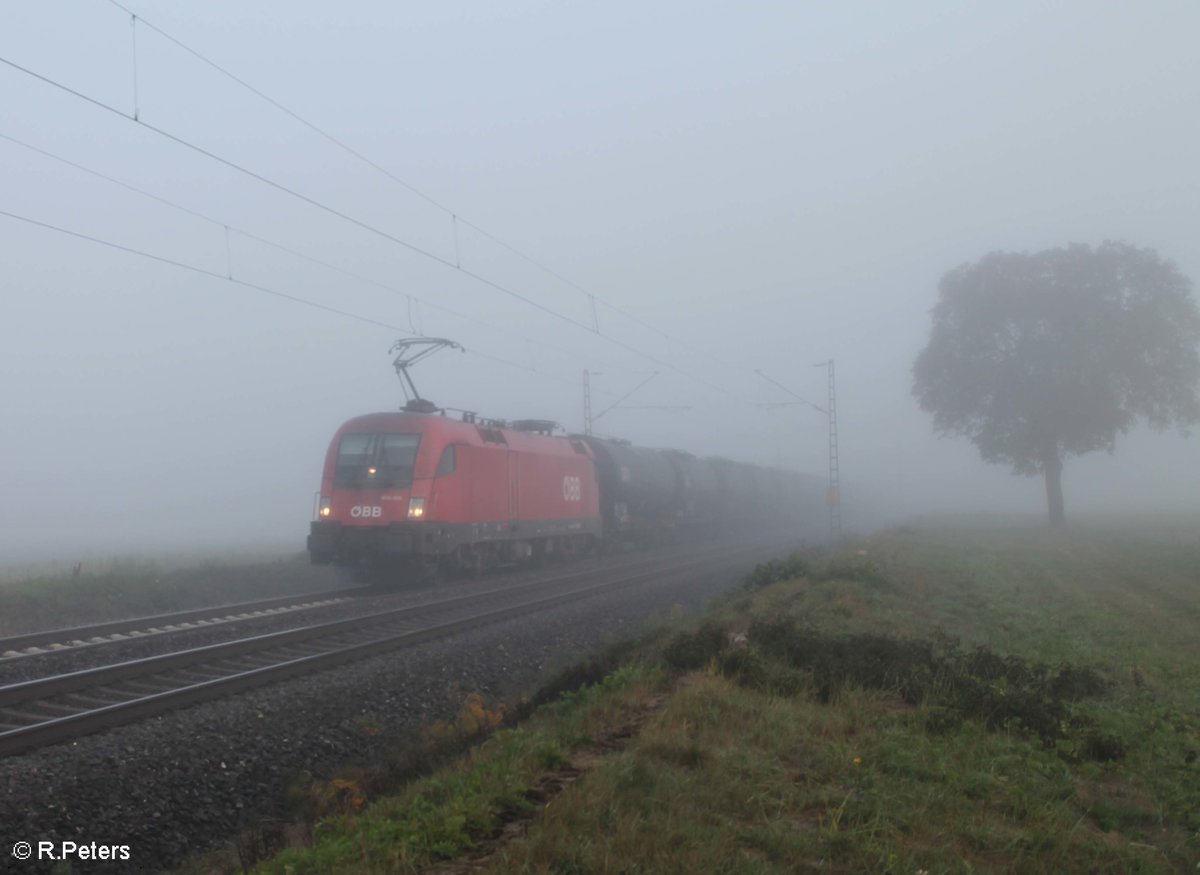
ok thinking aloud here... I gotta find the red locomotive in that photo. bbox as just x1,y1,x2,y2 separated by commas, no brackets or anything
307,408,825,582
307,338,824,582
307,412,603,580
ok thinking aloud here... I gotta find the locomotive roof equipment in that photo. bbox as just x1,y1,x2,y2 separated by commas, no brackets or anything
388,337,464,412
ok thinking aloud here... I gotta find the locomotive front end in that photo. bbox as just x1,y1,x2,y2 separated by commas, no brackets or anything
307,414,436,573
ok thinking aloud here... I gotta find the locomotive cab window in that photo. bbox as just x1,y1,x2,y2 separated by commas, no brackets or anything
435,444,457,477
334,433,420,488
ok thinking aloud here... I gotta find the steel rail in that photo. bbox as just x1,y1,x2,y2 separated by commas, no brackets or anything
0,544,775,757
0,543,745,707
0,587,375,658
0,537,742,658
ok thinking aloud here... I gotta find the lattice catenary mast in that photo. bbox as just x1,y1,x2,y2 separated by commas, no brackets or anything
583,369,594,435
818,358,842,540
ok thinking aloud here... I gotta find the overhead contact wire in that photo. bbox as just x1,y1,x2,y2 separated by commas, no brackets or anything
0,50,753,405
93,4,756,381
0,54,593,335
0,207,590,392
0,207,400,331
0,131,598,369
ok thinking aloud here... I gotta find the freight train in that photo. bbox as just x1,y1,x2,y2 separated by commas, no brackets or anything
307,408,825,582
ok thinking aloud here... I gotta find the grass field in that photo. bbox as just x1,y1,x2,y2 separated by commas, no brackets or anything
221,518,1200,874
0,552,340,636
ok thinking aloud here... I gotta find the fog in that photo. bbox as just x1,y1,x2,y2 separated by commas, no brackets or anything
3,1,1198,561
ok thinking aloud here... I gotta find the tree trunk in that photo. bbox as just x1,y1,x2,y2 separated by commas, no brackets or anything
1042,451,1065,527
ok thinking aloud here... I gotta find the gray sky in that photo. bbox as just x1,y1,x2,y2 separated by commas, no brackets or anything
3,1,1198,559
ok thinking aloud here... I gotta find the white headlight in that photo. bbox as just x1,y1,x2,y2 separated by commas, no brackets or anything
407,497,426,519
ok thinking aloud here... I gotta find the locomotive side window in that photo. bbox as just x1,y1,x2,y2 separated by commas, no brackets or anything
435,444,457,477
334,433,420,488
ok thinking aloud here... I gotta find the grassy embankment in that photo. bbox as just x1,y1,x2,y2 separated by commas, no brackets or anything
243,520,1199,873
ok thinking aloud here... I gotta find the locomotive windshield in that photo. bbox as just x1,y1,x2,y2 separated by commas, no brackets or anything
334,433,420,488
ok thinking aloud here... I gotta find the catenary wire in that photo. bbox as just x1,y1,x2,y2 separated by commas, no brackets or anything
0,207,397,331
754,369,825,415
0,130,607,374
0,206,597,393
102,0,719,355
0,54,592,333
0,52,758,406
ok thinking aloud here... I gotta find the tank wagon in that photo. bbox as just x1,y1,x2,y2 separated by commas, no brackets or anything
308,409,824,582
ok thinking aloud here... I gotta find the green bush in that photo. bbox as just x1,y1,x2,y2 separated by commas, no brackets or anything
719,617,1114,756
741,555,812,590
662,622,727,672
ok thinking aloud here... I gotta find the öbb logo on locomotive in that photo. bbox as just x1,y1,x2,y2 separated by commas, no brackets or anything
349,505,383,518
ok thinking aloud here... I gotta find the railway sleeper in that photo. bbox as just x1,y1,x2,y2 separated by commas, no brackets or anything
0,708,55,725
112,679,182,695
63,692,128,708
21,701,84,718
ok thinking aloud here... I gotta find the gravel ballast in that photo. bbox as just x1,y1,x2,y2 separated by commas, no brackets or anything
0,542,789,874
0,545,736,684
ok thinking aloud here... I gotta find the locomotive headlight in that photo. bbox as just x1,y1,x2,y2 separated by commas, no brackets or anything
319,496,332,518
407,497,426,519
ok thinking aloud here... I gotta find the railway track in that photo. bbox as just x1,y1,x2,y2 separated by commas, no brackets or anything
0,586,374,661
0,543,775,758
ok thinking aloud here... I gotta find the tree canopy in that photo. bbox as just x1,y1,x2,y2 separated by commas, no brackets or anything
912,241,1200,525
